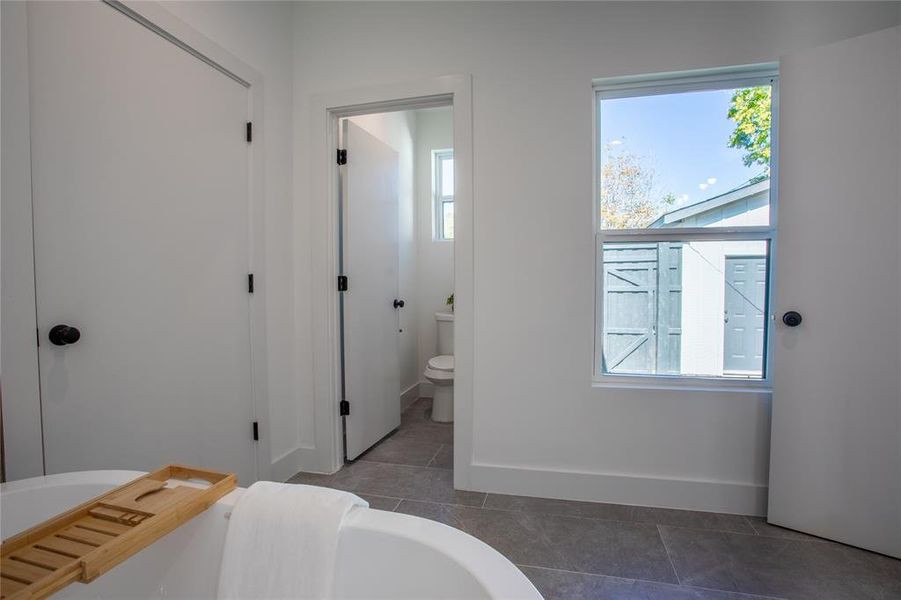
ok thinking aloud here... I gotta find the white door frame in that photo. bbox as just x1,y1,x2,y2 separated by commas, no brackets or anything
0,0,271,482
308,75,474,490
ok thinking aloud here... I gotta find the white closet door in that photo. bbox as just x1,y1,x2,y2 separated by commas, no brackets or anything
29,1,257,484
769,26,900,558
342,120,401,460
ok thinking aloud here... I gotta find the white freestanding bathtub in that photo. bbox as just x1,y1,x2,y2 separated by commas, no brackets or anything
0,471,541,599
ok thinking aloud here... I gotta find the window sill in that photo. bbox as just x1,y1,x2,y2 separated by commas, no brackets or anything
592,375,772,394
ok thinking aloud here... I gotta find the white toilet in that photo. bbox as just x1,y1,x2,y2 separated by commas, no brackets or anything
424,312,454,422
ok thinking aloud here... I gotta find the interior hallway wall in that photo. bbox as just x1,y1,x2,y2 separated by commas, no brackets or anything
292,1,900,513
346,111,421,399
413,107,454,396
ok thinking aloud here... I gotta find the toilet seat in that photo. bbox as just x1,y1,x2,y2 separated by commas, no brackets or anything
427,355,454,372
423,367,453,383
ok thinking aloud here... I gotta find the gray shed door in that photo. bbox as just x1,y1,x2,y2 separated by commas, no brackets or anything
723,256,766,375
602,243,681,375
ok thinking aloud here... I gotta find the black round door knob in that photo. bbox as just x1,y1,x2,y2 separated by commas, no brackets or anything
49,325,81,346
782,311,803,327
393,299,405,309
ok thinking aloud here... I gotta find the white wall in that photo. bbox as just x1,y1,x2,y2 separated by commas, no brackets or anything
346,111,420,397
292,1,900,514
413,107,454,394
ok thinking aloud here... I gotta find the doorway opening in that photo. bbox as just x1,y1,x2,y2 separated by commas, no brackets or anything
303,75,472,487
337,105,455,467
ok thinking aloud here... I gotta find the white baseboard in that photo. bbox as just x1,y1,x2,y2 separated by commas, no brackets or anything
401,382,422,411
468,462,767,516
401,380,435,400
270,445,334,482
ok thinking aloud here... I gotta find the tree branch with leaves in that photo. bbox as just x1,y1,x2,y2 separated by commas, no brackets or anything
601,149,675,229
727,86,772,181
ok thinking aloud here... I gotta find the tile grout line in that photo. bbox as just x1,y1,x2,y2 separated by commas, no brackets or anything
355,457,452,471
744,514,762,536
515,564,790,600
688,586,790,600
390,497,490,510
738,514,828,544
408,497,771,536
425,444,443,468
360,492,404,502
388,495,756,538
655,524,682,586
654,522,772,538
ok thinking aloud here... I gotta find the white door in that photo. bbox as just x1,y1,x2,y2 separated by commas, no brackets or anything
723,256,767,375
341,120,401,460
29,2,258,484
769,26,900,558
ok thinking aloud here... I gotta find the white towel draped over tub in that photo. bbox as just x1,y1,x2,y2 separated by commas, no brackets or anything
217,481,368,599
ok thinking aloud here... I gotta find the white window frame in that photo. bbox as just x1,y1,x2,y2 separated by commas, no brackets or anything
433,149,454,240
593,64,779,391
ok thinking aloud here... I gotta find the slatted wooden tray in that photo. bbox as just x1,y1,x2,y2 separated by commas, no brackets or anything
1,465,236,600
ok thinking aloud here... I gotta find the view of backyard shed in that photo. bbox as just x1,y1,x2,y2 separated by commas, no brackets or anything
600,83,772,379
603,182,768,378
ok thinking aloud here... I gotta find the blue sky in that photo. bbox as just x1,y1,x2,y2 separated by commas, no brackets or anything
599,87,768,212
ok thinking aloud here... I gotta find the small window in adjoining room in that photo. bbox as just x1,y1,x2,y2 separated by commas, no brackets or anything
595,66,777,383
434,149,454,240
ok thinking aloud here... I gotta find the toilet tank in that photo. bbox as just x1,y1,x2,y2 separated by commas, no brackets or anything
435,312,454,355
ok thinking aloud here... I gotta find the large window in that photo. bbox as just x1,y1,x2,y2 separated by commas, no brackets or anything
434,149,454,240
595,67,777,382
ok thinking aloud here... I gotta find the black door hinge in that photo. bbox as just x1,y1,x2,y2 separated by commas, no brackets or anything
337,275,348,291
252,421,260,441
339,400,350,416
246,122,252,143
337,149,347,165
248,273,255,293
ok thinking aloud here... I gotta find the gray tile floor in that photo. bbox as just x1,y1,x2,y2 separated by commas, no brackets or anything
289,398,901,600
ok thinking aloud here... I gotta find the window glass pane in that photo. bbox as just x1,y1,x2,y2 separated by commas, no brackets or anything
599,85,772,230
442,201,454,239
601,240,768,378
440,157,454,197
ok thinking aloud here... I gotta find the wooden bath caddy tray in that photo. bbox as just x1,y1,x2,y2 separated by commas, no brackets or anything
1,465,236,600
